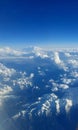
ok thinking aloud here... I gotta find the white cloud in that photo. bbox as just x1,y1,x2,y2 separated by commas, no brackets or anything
33,46,48,58
55,99,60,114
54,52,61,64
30,73,34,78
12,112,21,119
71,71,78,78
68,60,78,68
0,85,13,95
15,76,32,89
0,47,24,57
64,52,71,57
0,46,77,119
61,78,72,84
41,101,51,116
53,52,68,71
59,84,69,89
50,93,58,100
21,110,26,117
13,72,34,90
39,93,58,116
65,99,73,113
0,63,16,78
0,85,13,107
49,79,69,90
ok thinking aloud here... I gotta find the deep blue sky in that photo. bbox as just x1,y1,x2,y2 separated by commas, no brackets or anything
0,0,78,48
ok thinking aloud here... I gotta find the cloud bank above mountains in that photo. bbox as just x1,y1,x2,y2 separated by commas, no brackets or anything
0,46,78,130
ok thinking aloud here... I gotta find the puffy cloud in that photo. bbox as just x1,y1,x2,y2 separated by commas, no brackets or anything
49,79,69,90
33,46,49,58
0,85,13,95
0,46,78,126
61,78,72,84
0,63,16,78
14,75,33,89
53,52,68,71
12,72,35,90
64,52,71,57
0,47,24,57
68,60,78,68
59,84,69,89
71,71,78,78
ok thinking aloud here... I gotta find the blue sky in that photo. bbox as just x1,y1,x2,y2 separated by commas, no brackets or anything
0,0,78,48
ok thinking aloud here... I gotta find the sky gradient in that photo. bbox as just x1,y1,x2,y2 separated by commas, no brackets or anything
0,0,78,48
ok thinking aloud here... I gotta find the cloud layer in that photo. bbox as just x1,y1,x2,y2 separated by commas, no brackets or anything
0,46,78,130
